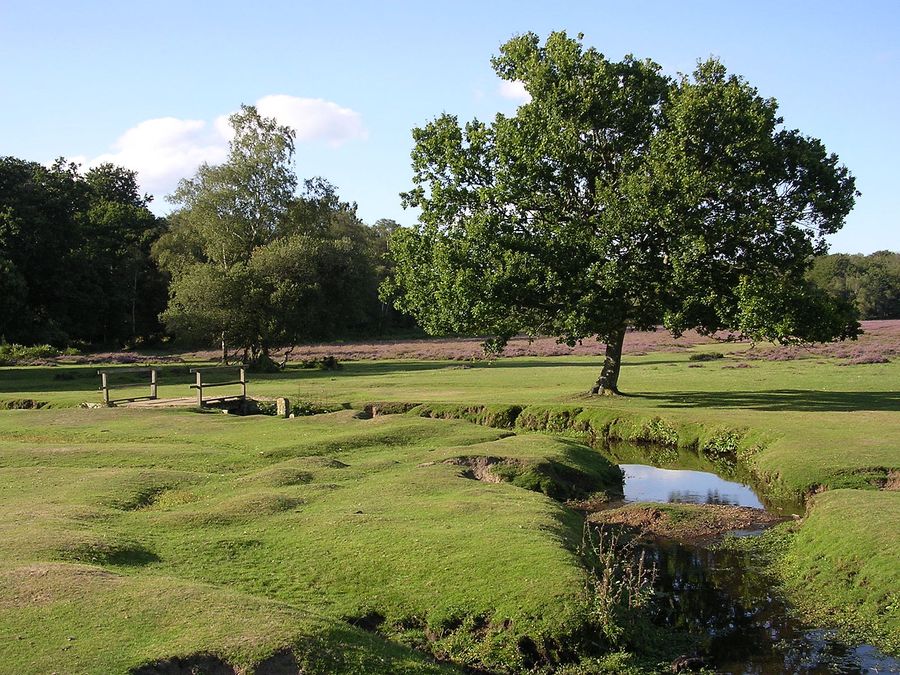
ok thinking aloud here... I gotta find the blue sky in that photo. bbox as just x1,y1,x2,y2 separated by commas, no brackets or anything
1,0,897,253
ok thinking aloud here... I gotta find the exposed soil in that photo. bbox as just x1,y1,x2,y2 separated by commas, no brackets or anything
131,649,302,675
587,503,784,541
442,456,508,483
131,654,237,675
0,398,48,409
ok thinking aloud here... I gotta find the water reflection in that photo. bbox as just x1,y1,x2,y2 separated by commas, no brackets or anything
645,540,900,673
620,464,765,509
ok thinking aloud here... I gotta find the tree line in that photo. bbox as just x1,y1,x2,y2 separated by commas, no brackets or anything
808,251,900,321
0,108,409,363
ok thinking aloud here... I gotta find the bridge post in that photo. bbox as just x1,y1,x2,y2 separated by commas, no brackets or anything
195,371,203,406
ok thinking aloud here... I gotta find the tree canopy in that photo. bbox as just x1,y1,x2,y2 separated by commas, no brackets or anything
0,157,165,345
809,251,900,320
156,106,404,367
385,31,860,394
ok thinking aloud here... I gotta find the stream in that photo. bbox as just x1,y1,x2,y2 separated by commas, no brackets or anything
594,443,900,673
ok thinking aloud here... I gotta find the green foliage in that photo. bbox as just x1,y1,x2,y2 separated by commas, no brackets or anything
0,157,166,345
688,351,724,362
410,402,523,429
0,398,48,409
363,401,421,416
808,251,900,320
290,400,347,416
700,428,745,460
515,405,583,433
608,416,679,447
579,526,656,648
385,31,860,392
0,343,60,361
157,107,405,362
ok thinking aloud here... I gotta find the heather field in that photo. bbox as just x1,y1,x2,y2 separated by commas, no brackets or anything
32,319,900,367
0,322,897,673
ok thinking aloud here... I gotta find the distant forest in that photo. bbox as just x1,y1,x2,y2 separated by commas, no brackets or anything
0,153,897,351
808,251,900,321
0,155,411,351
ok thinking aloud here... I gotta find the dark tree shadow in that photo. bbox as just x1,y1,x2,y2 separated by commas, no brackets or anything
633,389,900,412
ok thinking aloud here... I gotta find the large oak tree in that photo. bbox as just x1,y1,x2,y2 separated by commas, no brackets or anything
385,32,859,394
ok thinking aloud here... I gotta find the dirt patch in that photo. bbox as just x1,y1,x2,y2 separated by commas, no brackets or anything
0,398,48,409
587,503,783,541
255,649,303,675
442,456,509,483
343,610,386,632
131,654,236,675
362,401,421,417
880,470,900,491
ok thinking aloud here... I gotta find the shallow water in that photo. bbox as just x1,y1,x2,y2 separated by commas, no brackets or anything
595,442,897,672
647,540,900,673
619,463,765,509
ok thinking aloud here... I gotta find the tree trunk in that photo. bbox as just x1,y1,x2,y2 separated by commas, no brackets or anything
221,332,228,364
590,326,627,395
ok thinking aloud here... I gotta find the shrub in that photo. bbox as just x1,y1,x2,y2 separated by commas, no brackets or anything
701,428,745,459
299,355,341,370
608,416,678,447
580,525,656,647
515,406,582,432
291,400,346,416
688,351,725,362
0,343,60,364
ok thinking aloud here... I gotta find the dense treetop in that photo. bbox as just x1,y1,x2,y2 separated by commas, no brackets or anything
385,31,860,393
0,158,165,345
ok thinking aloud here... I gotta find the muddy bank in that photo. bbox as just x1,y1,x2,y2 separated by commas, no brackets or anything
586,503,784,542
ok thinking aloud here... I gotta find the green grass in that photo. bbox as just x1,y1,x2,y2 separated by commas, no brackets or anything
0,408,630,673
0,345,897,670
778,489,900,653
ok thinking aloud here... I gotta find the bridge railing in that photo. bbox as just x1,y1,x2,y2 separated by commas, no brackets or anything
98,367,158,405
189,367,247,406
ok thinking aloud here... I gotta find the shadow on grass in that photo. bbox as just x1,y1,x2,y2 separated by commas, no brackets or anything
634,389,900,412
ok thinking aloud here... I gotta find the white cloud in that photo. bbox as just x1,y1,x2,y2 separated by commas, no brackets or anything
81,96,367,207
256,94,367,146
498,79,532,104
89,117,228,201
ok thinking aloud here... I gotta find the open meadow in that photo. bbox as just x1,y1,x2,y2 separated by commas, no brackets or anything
0,323,897,673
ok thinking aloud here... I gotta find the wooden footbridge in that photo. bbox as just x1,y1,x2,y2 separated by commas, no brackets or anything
97,366,249,409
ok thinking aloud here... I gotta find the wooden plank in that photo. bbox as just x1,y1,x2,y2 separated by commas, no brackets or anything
190,380,244,388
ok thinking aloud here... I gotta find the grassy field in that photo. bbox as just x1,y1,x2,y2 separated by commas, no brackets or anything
0,332,897,672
